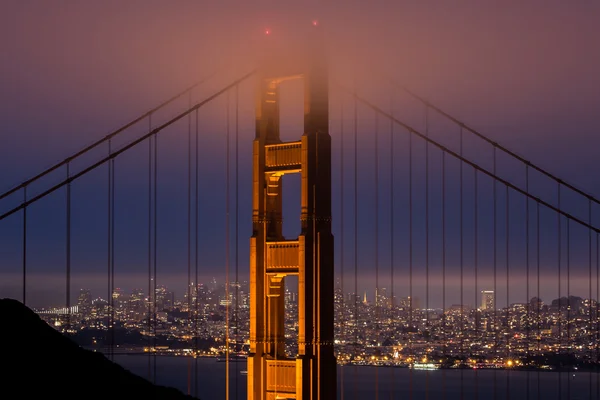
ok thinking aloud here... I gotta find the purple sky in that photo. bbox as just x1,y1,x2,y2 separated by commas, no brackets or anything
1,1,599,308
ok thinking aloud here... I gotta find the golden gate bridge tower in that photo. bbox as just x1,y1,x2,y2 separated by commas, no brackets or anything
247,27,336,399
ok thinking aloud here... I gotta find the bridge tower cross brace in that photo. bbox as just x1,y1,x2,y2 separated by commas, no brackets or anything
248,45,336,400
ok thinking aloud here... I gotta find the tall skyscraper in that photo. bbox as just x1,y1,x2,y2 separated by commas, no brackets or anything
77,289,92,319
481,290,495,310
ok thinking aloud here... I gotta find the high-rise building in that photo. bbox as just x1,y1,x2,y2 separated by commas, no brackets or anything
77,289,92,319
481,290,495,310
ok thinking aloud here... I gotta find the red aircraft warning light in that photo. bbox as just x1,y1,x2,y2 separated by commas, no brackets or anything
312,20,318,27
265,28,271,35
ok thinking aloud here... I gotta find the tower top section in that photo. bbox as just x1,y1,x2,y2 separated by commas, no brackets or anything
255,23,329,143
257,22,327,81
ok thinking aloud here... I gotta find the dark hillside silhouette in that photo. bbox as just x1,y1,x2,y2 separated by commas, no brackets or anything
0,298,198,399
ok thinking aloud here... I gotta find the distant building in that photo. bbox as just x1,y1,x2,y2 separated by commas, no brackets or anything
480,290,494,310
399,296,420,310
77,289,92,318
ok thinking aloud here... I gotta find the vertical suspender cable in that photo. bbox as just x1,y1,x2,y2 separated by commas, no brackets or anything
594,232,600,398
340,97,345,400
589,200,593,399
505,186,510,400
493,146,498,400
536,202,541,400
459,126,464,399
526,166,530,400
374,110,379,400
194,108,200,399
353,86,358,400
111,149,116,360
66,162,71,331
408,104,414,400
408,105,413,400
424,104,430,400
567,219,571,399
107,141,112,360
22,187,27,305
147,116,153,382
153,123,158,385
442,151,447,400
558,183,562,399
389,92,395,400
187,88,192,397
225,88,231,400
234,83,240,399
474,168,478,400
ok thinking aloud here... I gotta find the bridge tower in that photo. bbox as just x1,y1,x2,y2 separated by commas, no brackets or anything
248,31,336,399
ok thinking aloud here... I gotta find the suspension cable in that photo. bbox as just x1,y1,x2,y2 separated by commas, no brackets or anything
194,108,200,399
474,167,479,400
424,102,430,400
353,84,358,400
225,88,231,400
567,219,571,399
505,185,510,400
442,151,447,400
186,86,192,397
342,90,600,234
234,82,240,400
400,85,600,207
107,140,113,360
111,149,116,361
0,77,216,203
22,186,27,305
153,120,158,385
589,199,593,398
147,116,152,382
597,229,600,399
340,95,345,400
0,72,256,223
408,99,413,400
526,164,530,400
389,90,395,400
493,146,498,400
558,182,562,399
66,162,71,332
459,125,464,398
374,110,379,400
535,203,542,400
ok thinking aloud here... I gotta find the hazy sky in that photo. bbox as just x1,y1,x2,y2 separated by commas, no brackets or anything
1,1,599,308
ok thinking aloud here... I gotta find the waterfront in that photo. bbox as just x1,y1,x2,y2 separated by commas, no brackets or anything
114,355,598,399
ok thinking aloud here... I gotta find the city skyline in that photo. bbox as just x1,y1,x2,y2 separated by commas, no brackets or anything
29,277,597,314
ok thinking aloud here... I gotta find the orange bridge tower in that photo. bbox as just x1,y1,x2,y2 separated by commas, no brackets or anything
247,31,336,400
